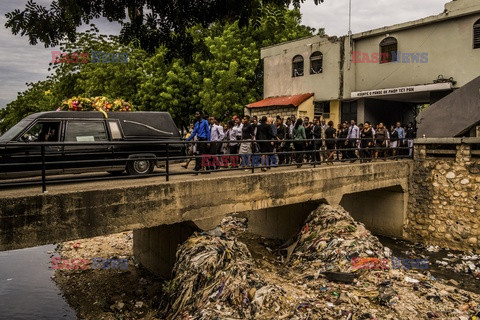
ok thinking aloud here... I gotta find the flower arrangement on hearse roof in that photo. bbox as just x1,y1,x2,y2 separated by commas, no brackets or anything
60,96,135,117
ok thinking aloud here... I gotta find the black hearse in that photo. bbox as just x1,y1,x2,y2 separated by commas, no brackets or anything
0,111,184,177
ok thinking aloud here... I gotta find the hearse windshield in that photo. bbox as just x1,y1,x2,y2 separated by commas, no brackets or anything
0,119,31,142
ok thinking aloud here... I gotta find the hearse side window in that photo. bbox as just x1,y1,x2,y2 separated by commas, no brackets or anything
65,121,108,142
20,121,61,142
108,121,123,140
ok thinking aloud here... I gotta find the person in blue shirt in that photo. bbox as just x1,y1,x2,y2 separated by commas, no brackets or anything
394,122,406,157
187,111,210,172
394,122,405,140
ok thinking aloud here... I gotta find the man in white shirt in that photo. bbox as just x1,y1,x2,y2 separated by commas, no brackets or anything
209,117,225,170
321,119,327,131
230,116,243,154
346,120,359,162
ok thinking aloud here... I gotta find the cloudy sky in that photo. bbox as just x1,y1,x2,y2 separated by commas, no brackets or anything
0,0,446,109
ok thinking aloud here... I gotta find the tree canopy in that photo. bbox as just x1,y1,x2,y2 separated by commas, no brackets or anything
5,0,323,54
1,7,319,132
0,26,146,132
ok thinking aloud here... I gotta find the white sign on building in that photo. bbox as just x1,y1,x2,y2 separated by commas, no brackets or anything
351,83,453,98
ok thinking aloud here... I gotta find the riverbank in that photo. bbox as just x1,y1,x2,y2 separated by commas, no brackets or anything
53,232,162,319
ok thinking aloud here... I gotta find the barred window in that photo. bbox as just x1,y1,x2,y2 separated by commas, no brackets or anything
474,19,480,49
310,51,323,74
380,37,398,63
292,55,304,77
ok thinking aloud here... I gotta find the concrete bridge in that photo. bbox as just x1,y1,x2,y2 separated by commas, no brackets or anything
0,160,412,276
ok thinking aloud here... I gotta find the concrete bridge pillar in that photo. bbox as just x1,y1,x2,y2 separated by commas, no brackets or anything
132,221,199,278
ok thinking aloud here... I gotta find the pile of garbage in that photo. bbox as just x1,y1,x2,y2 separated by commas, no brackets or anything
161,204,480,319
161,231,288,320
220,215,248,234
286,204,390,278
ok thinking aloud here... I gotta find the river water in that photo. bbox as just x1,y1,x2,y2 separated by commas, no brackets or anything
377,236,480,294
0,245,77,320
0,237,478,319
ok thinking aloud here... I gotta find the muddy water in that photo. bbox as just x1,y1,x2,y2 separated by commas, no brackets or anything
377,236,480,294
0,245,77,319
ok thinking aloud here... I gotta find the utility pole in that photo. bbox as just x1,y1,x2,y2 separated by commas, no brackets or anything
347,0,353,70
348,0,352,37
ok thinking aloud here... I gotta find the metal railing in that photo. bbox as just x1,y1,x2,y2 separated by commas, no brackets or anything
0,138,413,192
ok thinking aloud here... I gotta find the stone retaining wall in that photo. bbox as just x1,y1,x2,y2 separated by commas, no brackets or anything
405,139,480,251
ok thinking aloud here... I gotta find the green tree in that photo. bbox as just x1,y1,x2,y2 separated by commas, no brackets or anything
2,8,316,132
5,0,324,54
0,28,148,132
138,49,202,128
49,27,147,102
0,80,60,133
192,7,313,118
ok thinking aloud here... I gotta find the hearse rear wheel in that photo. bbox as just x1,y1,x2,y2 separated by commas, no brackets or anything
127,159,154,175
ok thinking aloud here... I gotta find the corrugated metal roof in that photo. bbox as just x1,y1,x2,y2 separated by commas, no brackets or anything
247,93,314,109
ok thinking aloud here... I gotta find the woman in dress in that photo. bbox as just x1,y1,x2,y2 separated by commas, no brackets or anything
360,121,374,162
292,118,306,167
324,121,337,164
374,122,388,161
256,116,276,171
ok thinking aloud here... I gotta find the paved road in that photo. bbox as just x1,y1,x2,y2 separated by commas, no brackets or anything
0,159,407,198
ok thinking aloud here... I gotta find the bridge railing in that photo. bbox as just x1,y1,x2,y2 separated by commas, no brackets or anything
0,138,413,192
414,137,480,160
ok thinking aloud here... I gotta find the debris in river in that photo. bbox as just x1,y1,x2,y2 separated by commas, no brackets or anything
434,252,480,279
161,204,480,319
161,232,288,319
286,205,389,278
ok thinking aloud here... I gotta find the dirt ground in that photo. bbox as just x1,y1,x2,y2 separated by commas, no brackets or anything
54,230,307,319
53,232,163,320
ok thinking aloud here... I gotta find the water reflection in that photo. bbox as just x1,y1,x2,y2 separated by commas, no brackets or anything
0,245,77,319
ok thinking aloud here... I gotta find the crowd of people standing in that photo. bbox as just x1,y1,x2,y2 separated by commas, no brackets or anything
185,110,416,173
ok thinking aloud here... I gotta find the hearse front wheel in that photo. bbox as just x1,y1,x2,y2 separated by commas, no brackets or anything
127,159,154,175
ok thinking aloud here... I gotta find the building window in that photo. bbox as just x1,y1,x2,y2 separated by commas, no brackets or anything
474,19,480,49
310,51,323,74
380,37,398,63
292,55,304,77
314,101,330,118
341,101,357,124
314,101,322,117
